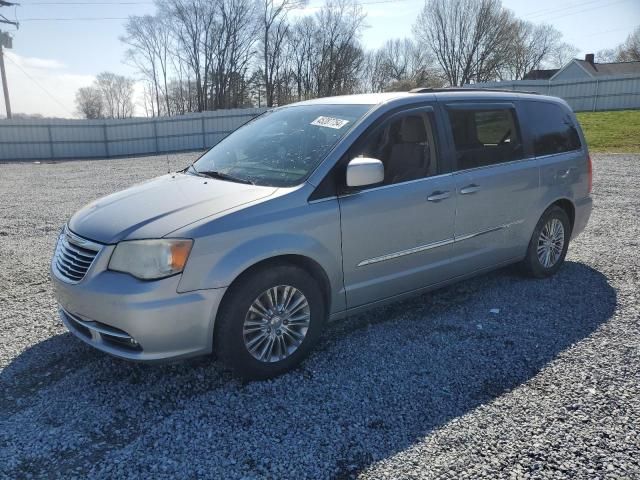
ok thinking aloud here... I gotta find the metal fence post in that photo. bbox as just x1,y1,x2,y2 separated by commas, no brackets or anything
592,79,599,112
201,115,206,149
103,122,109,158
46,125,54,160
153,119,159,153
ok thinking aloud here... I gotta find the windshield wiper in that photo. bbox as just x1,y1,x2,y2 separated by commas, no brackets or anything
196,170,255,185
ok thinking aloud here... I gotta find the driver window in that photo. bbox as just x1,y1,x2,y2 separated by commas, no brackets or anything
354,111,438,186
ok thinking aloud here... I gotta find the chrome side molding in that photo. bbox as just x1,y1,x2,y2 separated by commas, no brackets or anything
357,219,524,267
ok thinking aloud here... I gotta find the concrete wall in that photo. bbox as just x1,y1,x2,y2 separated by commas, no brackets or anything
0,108,267,161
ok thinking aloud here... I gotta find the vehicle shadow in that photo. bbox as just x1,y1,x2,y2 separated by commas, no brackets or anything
0,261,617,479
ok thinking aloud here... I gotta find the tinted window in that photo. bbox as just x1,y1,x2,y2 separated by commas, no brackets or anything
353,111,438,185
523,101,581,156
448,108,524,171
193,104,371,187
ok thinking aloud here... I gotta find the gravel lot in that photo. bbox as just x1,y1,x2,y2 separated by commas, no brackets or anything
0,153,638,479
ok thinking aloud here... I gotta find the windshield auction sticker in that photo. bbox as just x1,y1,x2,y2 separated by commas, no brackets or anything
311,116,350,129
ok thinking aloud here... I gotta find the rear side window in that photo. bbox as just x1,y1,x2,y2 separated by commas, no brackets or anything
447,108,524,171
523,101,581,156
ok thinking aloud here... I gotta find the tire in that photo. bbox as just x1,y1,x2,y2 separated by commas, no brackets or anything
214,263,326,380
521,205,571,278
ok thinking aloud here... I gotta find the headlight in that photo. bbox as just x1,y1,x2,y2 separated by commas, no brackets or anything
108,239,193,280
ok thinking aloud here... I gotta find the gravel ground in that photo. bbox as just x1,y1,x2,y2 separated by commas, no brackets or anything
0,153,638,479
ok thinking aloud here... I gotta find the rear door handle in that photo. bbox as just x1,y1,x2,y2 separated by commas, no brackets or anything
460,184,480,195
427,190,450,202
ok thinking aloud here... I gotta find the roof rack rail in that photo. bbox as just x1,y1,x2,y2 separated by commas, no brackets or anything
408,87,541,95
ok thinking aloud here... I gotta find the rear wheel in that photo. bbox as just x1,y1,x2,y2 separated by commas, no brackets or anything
521,205,571,278
214,264,326,380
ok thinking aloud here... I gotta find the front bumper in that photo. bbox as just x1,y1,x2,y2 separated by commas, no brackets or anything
51,251,226,362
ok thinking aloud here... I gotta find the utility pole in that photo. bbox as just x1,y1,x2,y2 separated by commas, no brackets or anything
0,39,11,119
0,1,18,119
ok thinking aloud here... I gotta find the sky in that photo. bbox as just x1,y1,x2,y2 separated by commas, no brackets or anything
0,0,638,118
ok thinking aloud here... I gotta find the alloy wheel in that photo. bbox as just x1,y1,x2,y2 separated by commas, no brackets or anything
242,285,311,363
537,218,565,268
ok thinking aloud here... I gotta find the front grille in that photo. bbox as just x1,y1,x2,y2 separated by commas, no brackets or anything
53,227,102,283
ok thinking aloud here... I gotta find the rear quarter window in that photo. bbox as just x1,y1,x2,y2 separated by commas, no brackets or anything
523,101,581,156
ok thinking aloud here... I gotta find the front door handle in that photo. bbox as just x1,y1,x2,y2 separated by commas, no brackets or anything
460,184,480,195
427,190,450,202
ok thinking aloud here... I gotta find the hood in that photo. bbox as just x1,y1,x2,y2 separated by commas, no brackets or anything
69,173,277,244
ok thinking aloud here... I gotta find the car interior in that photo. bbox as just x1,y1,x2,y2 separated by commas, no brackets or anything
358,113,438,185
448,109,524,169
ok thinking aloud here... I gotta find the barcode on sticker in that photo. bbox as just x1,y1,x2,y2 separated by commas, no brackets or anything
310,116,350,129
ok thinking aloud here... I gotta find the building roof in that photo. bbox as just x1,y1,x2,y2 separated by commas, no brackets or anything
575,59,640,76
523,69,559,80
553,59,640,79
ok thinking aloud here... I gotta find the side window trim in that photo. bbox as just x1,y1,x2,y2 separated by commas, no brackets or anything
445,102,516,111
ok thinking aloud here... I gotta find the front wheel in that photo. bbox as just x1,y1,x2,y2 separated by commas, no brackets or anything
214,264,326,380
521,205,571,278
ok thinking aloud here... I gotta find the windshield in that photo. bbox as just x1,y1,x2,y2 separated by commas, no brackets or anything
191,104,372,187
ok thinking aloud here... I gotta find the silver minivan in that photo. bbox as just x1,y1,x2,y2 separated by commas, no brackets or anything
51,89,592,379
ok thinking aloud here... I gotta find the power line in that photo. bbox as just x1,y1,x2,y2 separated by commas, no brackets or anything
20,16,129,20
522,0,605,18
526,0,634,21
3,52,74,115
23,1,153,4
564,24,638,43
17,0,411,19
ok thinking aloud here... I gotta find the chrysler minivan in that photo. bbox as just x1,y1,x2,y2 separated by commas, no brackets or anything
51,89,592,379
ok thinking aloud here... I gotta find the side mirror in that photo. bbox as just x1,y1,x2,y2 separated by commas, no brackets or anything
346,157,384,188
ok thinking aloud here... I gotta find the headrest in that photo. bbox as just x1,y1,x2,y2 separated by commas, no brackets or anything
400,116,427,143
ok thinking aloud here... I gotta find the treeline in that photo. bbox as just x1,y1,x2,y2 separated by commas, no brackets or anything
76,0,604,118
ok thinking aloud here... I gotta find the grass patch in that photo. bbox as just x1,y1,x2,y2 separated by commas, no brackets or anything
576,110,640,154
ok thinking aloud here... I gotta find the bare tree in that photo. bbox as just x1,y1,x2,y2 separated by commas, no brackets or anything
361,49,388,92
95,72,135,118
158,0,216,112
75,86,104,119
616,26,640,62
548,42,579,69
122,14,172,116
361,38,442,92
210,0,258,109
413,0,516,86
596,48,618,63
289,17,318,100
314,0,366,96
501,21,563,80
260,0,299,107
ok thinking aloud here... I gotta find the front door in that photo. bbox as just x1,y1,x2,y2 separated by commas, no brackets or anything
338,107,457,308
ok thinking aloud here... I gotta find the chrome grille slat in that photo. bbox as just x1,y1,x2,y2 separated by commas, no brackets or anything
61,239,98,259
56,259,85,276
55,264,83,280
59,250,92,268
53,227,102,283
